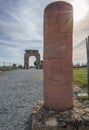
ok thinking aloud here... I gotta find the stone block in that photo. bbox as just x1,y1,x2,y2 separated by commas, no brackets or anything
44,1,73,111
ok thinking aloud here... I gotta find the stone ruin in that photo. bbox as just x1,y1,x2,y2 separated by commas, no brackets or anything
24,49,40,69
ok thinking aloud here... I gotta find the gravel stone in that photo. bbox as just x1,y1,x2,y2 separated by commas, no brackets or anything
0,69,43,130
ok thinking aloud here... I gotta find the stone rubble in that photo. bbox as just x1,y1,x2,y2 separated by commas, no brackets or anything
32,100,89,130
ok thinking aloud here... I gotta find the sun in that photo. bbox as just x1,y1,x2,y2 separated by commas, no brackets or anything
71,0,88,22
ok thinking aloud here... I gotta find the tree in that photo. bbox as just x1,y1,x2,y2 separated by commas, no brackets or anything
39,60,43,69
34,61,37,67
12,64,17,68
18,65,23,69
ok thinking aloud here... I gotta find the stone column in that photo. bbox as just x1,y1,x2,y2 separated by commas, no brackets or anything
44,1,73,111
24,53,29,69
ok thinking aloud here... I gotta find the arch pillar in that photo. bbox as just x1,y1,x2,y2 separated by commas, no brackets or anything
24,53,29,69
36,53,40,69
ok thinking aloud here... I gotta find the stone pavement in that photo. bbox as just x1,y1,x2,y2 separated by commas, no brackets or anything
0,69,43,130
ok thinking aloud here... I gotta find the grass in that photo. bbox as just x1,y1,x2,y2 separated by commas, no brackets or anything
77,94,89,101
73,67,89,101
73,67,87,89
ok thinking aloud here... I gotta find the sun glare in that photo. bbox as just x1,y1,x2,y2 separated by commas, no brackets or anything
71,0,88,22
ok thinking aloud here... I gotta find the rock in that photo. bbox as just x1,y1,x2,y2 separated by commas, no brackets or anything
73,87,81,94
81,114,89,121
84,108,89,113
45,117,58,126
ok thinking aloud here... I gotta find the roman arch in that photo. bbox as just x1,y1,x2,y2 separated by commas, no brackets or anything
24,50,40,69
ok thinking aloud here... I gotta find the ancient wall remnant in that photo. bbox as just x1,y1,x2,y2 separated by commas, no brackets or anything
44,1,73,111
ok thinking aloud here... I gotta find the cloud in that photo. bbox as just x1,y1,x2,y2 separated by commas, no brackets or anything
0,0,45,65
0,0,89,65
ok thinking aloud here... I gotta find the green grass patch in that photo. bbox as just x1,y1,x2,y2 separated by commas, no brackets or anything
78,95,89,101
73,67,87,89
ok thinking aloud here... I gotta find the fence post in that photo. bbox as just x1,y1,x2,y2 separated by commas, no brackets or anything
86,36,89,96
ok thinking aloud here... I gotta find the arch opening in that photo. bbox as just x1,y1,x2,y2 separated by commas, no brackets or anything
29,56,36,68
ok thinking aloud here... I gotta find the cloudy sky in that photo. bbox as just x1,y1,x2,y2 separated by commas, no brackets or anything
0,0,89,66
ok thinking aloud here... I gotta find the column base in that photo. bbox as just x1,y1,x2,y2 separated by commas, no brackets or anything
31,100,89,130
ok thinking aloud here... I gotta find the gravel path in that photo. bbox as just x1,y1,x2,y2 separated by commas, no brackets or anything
0,69,43,130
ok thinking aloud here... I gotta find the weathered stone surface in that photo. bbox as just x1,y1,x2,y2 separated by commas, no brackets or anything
31,100,89,130
45,117,58,126
44,1,73,111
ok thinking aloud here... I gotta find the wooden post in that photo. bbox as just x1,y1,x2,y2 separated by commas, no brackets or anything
86,36,89,96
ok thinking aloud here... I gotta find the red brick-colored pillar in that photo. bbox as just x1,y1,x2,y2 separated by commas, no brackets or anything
44,1,73,111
